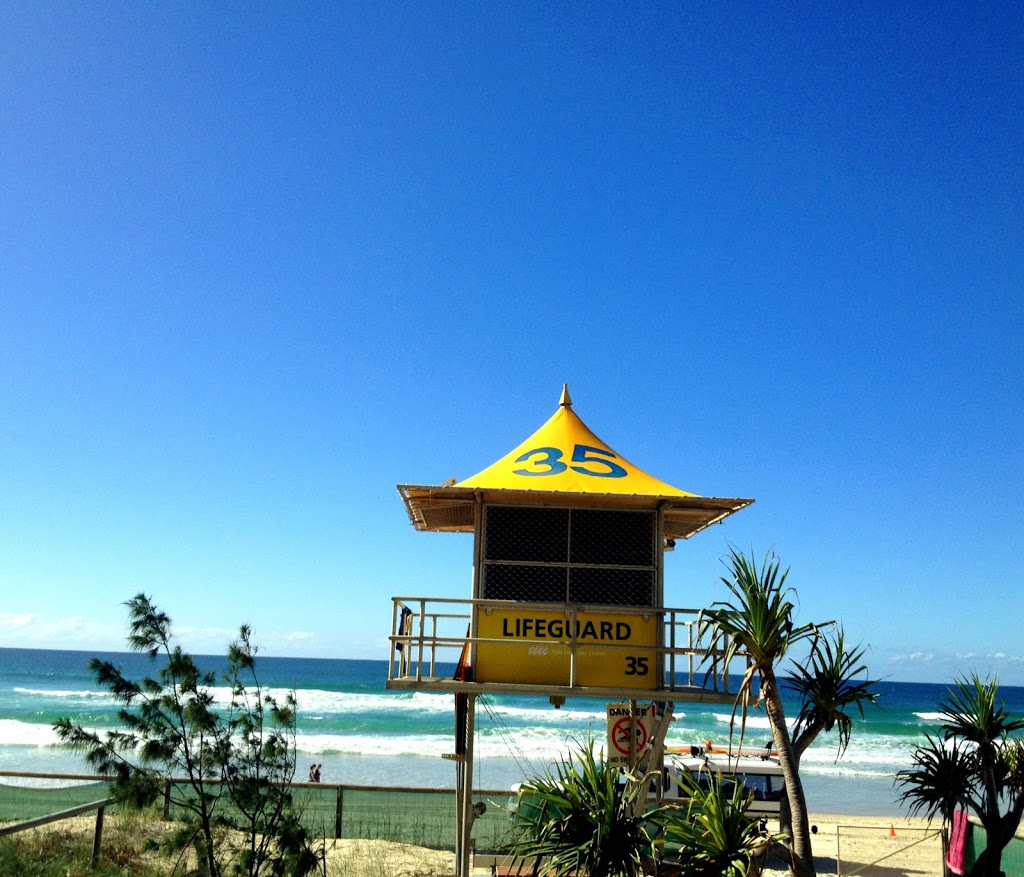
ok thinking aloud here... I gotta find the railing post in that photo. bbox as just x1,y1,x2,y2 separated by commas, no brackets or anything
335,786,344,839
568,607,577,687
667,610,677,690
92,803,106,867
430,614,438,678
688,621,695,687
391,601,400,681
416,602,426,682
163,780,171,819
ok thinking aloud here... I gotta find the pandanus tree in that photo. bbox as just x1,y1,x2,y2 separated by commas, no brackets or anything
897,674,1024,877
781,627,878,841
699,548,828,877
788,626,876,758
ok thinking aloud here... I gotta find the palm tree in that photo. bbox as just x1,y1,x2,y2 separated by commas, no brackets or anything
788,627,876,760
897,674,1024,877
699,548,827,877
779,627,878,840
898,733,974,828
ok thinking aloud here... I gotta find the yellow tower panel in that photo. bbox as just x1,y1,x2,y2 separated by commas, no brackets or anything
474,607,658,690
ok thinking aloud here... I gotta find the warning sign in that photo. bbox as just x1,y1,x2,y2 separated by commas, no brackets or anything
606,703,655,768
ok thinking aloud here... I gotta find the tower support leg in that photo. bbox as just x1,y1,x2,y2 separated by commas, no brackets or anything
455,694,477,877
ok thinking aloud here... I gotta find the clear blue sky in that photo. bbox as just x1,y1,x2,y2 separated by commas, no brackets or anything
2,3,1022,685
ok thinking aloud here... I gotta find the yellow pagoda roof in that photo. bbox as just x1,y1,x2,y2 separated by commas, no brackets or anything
398,385,753,539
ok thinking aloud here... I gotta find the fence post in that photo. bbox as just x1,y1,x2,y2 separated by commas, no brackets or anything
335,786,344,839
92,803,106,867
163,780,171,819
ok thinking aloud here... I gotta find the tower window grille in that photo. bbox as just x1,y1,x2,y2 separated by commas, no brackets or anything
480,506,656,607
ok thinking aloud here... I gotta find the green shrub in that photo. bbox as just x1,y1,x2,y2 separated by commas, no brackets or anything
507,739,662,877
661,772,783,877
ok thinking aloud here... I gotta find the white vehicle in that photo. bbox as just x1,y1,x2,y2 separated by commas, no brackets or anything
661,747,785,819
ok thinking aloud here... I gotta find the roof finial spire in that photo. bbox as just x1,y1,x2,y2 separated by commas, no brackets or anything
559,383,572,408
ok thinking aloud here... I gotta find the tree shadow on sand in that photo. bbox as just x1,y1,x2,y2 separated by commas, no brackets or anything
763,851,935,876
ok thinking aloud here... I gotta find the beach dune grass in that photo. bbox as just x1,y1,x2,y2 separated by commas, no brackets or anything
0,810,167,877
0,809,458,877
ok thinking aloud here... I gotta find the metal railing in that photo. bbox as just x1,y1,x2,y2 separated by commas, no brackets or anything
388,596,741,698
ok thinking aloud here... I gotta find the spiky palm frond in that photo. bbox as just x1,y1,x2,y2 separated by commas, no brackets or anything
787,627,878,759
700,548,825,676
941,674,1024,748
896,734,976,824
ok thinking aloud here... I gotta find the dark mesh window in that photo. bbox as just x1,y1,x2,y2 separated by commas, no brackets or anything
480,505,656,606
484,506,568,562
482,564,567,601
569,567,654,607
570,509,655,566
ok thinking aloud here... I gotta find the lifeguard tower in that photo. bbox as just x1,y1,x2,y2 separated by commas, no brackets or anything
388,386,753,876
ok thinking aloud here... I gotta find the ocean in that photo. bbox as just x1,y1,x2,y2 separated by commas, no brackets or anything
3,647,1021,818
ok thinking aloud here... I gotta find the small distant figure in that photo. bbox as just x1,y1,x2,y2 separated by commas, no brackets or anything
309,764,317,783
314,763,322,783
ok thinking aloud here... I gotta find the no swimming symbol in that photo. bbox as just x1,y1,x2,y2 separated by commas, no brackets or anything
611,716,648,755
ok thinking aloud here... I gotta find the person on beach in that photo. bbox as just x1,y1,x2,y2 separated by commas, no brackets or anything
309,764,317,782
314,764,322,782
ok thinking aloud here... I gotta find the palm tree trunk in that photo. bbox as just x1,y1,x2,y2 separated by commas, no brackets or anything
979,755,1003,877
760,665,815,877
779,790,792,850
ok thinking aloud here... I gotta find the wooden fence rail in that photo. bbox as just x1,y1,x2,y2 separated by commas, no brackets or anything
0,797,115,867
1,771,515,851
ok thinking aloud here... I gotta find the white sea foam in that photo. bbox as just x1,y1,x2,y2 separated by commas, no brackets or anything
0,719,62,747
293,728,583,762
713,713,771,730
115,685,461,716
9,682,618,727
13,687,112,700
292,688,448,715
0,668,942,795
801,764,900,779
480,703,607,724
801,748,911,771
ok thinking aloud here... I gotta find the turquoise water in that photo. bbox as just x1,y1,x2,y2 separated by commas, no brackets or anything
2,647,1021,817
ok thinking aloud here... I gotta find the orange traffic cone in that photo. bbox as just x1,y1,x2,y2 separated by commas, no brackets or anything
889,824,896,837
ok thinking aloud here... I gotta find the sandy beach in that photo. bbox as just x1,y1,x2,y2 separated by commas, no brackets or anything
756,814,941,876
10,810,944,877
467,813,943,877
308,813,944,877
